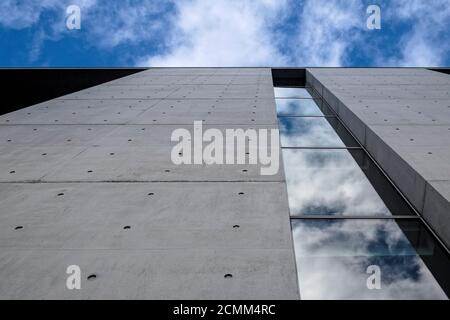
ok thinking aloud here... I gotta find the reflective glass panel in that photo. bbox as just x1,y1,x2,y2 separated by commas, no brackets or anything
282,149,409,216
275,99,329,116
291,219,449,300
278,117,357,147
274,87,315,98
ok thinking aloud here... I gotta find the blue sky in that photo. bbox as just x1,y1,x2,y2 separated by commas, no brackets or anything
1,0,450,67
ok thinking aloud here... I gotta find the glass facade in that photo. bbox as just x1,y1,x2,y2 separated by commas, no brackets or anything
278,117,358,148
275,98,327,116
292,219,448,299
275,86,450,300
274,87,318,99
284,149,394,216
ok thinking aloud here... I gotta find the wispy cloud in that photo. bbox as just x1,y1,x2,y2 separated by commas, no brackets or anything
83,1,174,48
0,0,61,29
287,0,365,66
0,0,95,29
139,0,289,67
382,0,450,66
1,0,449,67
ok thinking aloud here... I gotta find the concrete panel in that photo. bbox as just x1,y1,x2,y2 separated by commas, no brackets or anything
423,181,450,248
57,86,179,100
0,248,297,299
0,125,118,146
0,146,88,182
149,97,274,112
368,125,450,148
365,128,427,211
334,98,450,126
0,182,291,250
135,99,277,125
38,145,283,182
166,84,274,100
336,100,366,144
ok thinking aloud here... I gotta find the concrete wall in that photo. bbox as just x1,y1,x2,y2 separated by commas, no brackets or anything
0,68,299,299
307,68,450,249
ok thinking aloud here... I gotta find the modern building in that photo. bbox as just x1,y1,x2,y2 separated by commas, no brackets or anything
0,67,449,299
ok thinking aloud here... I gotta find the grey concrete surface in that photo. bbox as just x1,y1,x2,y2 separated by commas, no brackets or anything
307,68,450,248
0,68,299,299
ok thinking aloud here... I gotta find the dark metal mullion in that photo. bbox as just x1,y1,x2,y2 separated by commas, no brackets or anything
281,146,362,150
274,86,313,89
277,115,336,118
275,97,319,100
290,215,420,220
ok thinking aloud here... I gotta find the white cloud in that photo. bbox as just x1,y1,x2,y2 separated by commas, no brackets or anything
380,0,450,66
0,0,97,62
140,0,290,67
83,1,172,48
140,0,450,67
0,0,96,29
1,0,449,66
282,149,390,216
288,0,364,66
0,0,61,29
139,0,368,67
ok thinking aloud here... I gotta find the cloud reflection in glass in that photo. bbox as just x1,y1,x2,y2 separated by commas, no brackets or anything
275,99,325,116
291,219,448,300
278,117,349,148
274,87,315,98
282,149,392,216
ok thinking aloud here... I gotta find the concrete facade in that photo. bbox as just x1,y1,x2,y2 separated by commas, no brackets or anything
0,68,299,299
307,68,450,248
2,66,449,299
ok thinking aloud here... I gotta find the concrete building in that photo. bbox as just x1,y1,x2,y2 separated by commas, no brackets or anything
0,67,449,299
